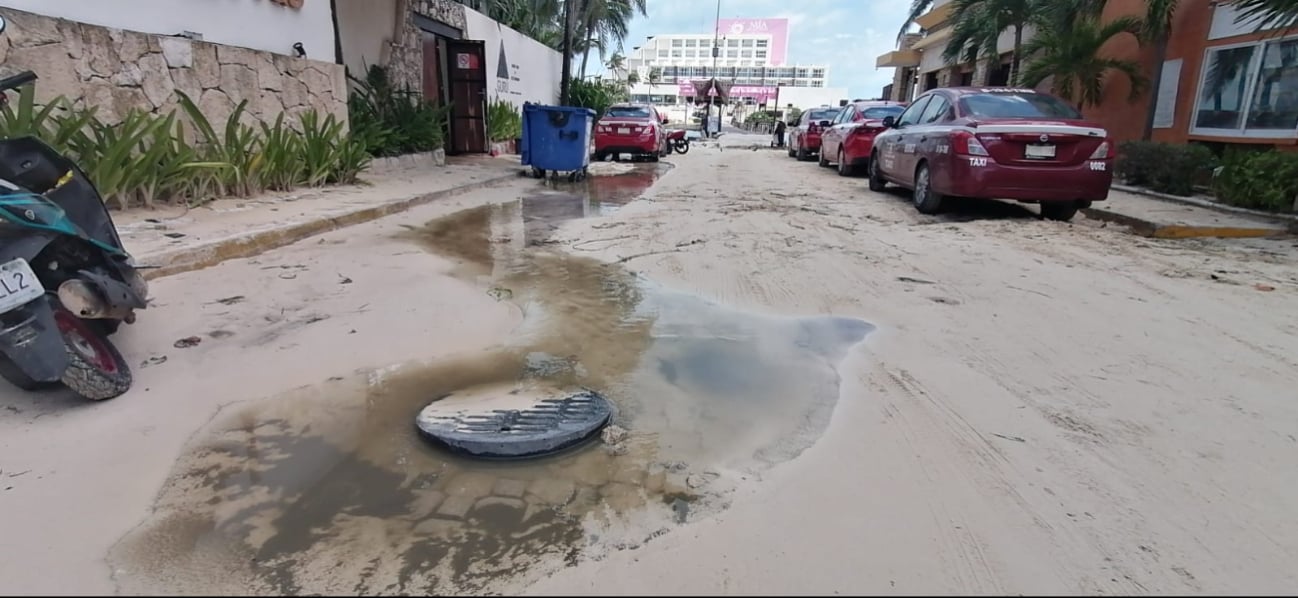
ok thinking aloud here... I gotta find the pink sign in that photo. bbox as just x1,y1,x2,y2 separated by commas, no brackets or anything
715,18,789,66
676,83,780,103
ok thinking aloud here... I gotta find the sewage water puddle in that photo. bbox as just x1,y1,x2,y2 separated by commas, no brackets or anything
110,167,873,595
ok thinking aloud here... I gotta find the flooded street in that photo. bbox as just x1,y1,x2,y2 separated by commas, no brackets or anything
4,135,1298,594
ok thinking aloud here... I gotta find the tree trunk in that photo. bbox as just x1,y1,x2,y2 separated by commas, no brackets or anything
1141,35,1169,141
1010,23,1024,86
578,13,594,79
560,0,574,105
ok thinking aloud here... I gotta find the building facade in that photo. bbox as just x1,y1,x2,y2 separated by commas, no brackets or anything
620,18,839,107
0,0,562,154
874,0,1298,148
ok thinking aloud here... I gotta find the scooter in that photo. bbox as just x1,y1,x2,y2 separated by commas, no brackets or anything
666,129,690,155
0,16,147,400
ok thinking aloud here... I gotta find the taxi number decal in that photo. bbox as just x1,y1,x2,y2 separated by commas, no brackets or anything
1089,161,1106,171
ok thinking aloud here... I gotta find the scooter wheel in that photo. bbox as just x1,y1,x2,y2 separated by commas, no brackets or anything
54,309,132,401
674,141,689,155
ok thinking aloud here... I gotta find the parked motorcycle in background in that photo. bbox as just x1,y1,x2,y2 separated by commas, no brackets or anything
666,129,690,154
0,15,147,400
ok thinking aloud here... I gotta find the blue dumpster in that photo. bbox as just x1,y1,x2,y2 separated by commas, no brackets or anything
521,103,595,181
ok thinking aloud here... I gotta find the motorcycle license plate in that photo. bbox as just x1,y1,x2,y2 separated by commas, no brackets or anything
0,258,44,314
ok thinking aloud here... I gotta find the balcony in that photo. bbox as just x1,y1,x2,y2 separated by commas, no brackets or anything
911,27,951,51
876,49,921,68
915,3,952,31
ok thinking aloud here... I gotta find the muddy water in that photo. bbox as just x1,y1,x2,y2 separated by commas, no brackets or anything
110,167,873,595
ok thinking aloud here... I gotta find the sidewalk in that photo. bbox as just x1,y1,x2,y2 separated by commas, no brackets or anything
117,155,522,279
1083,189,1292,239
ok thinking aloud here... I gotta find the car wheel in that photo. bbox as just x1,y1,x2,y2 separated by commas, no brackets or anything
818,148,831,168
867,153,887,192
837,149,855,177
912,162,946,214
1041,202,1079,222
649,154,660,162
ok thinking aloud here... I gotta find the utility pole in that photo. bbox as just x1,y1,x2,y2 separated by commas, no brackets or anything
709,0,721,137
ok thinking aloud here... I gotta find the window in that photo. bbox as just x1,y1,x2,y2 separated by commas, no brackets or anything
728,39,739,47
606,106,653,118
685,39,698,47
918,96,951,123
727,49,739,57
860,105,905,120
658,50,669,57
756,39,768,48
672,50,682,57
812,68,825,78
672,39,683,47
755,50,767,59
959,91,1081,119
807,108,839,123
742,39,754,47
811,81,823,87
897,96,932,126
1193,38,1298,136
796,68,810,78
683,50,694,57
741,50,752,57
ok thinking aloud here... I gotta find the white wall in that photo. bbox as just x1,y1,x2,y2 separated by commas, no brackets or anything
0,0,336,58
1209,4,1267,40
778,87,851,110
337,0,397,79
463,6,561,107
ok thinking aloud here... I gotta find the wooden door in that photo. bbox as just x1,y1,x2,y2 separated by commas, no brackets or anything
446,39,487,154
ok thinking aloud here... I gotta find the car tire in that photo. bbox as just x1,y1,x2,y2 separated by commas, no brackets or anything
818,149,831,168
837,149,856,177
867,153,887,192
649,154,660,162
1041,202,1079,222
912,162,946,214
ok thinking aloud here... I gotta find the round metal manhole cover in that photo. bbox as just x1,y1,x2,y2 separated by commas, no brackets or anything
415,383,613,459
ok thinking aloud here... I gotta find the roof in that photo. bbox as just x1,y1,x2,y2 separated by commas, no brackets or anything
938,87,1041,96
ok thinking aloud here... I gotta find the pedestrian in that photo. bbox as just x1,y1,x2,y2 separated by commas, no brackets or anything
773,120,787,148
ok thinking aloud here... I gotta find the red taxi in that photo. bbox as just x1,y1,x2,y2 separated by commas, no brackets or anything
593,103,669,162
818,100,907,176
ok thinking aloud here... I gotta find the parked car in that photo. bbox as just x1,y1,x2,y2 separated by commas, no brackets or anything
787,106,843,162
594,103,669,161
868,87,1114,221
818,100,907,176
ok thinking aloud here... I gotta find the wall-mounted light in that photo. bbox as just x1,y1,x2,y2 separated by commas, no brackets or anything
292,42,306,58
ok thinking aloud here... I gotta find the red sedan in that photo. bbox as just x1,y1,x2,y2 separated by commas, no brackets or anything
787,106,842,162
818,100,906,176
594,103,669,162
868,87,1114,221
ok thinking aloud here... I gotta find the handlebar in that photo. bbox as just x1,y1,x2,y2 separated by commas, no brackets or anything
0,71,38,94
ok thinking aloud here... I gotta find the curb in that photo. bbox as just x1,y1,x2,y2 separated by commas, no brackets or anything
139,173,520,280
1082,206,1289,239
1112,184,1298,232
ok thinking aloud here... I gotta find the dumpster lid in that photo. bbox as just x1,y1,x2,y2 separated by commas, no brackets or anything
524,103,596,116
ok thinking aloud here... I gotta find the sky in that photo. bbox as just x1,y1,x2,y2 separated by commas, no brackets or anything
597,0,911,99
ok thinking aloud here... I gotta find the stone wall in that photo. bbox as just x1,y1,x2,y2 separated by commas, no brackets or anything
385,0,468,93
0,8,347,128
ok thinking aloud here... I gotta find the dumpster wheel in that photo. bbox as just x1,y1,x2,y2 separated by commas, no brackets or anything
531,167,545,179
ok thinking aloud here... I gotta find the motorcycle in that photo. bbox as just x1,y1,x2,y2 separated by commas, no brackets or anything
666,129,690,155
0,15,147,400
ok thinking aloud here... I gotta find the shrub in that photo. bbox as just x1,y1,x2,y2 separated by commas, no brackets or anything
487,99,522,142
1116,141,1218,196
1212,148,1298,212
567,79,628,117
347,65,450,157
0,83,370,209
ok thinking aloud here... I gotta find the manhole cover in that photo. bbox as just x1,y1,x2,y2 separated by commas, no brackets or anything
415,383,613,459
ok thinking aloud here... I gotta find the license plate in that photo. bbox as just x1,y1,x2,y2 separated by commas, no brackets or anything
617,127,631,135
0,258,44,314
1025,144,1056,159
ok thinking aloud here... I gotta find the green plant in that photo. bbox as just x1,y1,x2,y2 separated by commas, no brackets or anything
259,113,305,192
567,78,627,116
487,99,522,142
1116,141,1218,196
347,65,450,157
176,91,264,197
1213,148,1298,212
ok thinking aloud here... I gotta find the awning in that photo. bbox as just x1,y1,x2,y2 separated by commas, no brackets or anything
915,3,951,30
876,50,921,68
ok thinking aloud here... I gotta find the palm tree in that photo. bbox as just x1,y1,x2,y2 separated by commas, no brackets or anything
1227,0,1298,33
898,0,937,44
1018,14,1148,109
606,52,626,75
575,0,646,78
941,0,1036,86
1138,0,1179,140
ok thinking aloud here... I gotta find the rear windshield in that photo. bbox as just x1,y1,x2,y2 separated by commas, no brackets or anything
958,92,1081,119
808,109,839,121
605,106,652,119
860,105,905,119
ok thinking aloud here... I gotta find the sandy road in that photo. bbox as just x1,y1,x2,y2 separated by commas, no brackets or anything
0,133,1296,594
